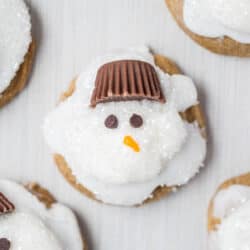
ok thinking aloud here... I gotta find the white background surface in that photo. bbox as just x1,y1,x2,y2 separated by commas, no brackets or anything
1,0,250,249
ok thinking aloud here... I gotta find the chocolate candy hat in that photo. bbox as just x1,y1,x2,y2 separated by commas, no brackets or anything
90,60,166,107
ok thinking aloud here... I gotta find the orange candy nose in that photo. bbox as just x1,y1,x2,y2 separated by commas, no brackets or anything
123,136,140,152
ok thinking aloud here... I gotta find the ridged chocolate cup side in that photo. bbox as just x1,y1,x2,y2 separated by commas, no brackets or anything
90,60,166,107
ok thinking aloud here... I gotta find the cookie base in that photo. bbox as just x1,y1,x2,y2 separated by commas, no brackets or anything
25,182,56,208
208,173,250,232
0,40,36,108
165,0,250,57
53,54,206,206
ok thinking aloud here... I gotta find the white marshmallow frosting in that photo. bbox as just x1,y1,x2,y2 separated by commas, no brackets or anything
44,46,206,205
210,184,250,250
183,0,250,43
0,0,31,93
0,180,84,250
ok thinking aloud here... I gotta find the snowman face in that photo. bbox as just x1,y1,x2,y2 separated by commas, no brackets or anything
75,99,187,184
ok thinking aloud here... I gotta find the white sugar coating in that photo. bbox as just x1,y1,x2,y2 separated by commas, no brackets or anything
183,0,250,43
170,74,197,112
0,180,84,250
0,0,31,93
0,213,62,250
213,185,250,219
44,46,206,205
210,185,250,250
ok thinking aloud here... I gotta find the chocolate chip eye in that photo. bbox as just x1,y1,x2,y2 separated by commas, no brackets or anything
0,238,11,250
105,114,118,129
130,114,143,128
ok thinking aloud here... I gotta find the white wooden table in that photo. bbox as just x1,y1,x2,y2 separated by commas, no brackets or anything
1,0,250,249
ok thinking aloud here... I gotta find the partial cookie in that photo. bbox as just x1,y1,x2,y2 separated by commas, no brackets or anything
165,0,250,57
44,46,207,206
0,180,86,250
0,0,35,108
208,173,250,249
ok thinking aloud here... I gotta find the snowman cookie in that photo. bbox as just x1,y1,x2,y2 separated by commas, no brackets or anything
0,0,35,108
44,46,207,206
0,180,85,250
208,173,250,250
166,0,250,56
